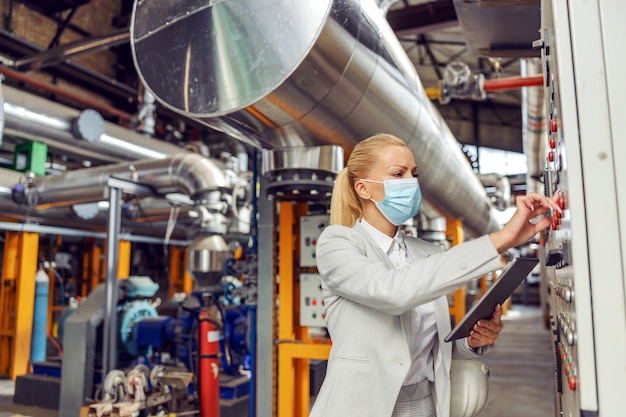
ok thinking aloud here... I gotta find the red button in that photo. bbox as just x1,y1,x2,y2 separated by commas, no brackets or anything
568,374,577,390
551,119,557,133
549,137,556,149
312,299,317,306
564,363,571,375
548,152,554,162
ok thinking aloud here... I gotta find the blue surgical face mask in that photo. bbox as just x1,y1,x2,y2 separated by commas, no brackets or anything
361,177,422,226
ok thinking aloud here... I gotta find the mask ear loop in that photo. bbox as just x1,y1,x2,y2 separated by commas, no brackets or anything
359,178,385,203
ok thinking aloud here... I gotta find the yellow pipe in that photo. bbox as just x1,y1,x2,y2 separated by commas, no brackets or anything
425,85,442,101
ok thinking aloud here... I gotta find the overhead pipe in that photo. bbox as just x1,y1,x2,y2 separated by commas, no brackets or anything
131,0,500,236
520,59,546,195
482,74,544,92
0,166,182,236
1,83,188,164
11,152,229,209
0,66,134,123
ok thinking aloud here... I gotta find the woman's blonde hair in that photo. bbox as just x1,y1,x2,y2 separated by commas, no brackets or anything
330,133,408,226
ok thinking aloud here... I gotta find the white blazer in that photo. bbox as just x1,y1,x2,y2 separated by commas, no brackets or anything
309,222,502,417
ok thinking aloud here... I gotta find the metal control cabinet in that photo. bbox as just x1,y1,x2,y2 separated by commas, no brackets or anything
538,1,626,416
299,215,329,268
299,273,325,327
299,215,329,327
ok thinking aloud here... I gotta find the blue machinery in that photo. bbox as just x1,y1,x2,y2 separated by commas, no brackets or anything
49,274,253,416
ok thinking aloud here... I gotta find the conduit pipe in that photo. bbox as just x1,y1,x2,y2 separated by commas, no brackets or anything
131,0,501,236
12,152,228,209
1,84,186,164
482,75,544,92
0,66,134,122
520,59,546,195
0,167,193,238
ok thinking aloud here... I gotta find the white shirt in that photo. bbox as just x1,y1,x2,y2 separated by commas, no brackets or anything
360,219,437,385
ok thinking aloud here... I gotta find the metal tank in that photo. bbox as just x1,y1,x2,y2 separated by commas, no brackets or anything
130,0,501,236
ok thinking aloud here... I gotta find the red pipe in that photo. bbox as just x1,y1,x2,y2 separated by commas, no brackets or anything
0,65,134,122
199,308,221,417
482,75,544,92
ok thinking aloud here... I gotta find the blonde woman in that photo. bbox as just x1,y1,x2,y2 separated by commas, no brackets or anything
309,134,559,417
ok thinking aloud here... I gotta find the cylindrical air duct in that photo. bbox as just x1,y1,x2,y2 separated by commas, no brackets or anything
130,0,500,236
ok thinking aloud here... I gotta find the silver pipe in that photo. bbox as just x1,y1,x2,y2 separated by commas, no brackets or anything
131,0,500,236
0,167,202,239
102,184,122,379
1,84,185,164
0,221,190,244
13,152,228,208
521,58,546,195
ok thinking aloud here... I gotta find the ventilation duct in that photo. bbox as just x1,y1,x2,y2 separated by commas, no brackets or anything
131,0,501,236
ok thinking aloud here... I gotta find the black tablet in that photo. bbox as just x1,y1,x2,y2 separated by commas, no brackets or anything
444,257,539,342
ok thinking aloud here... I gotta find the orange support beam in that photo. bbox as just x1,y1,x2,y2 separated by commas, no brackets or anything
446,218,466,325
278,201,297,416
277,202,331,417
0,231,40,379
169,246,194,296
117,240,131,279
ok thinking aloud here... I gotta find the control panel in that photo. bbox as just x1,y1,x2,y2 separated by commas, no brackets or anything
538,1,626,416
299,273,325,327
299,214,329,327
299,214,329,268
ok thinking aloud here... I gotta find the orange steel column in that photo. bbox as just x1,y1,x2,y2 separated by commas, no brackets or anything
293,203,311,417
277,201,297,417
169,246,193,295
182,249,193,293
169,246,183,297
446,218,466,325
86,243,104,295
277,203,331,417
0,231,39,379
117,240,131,279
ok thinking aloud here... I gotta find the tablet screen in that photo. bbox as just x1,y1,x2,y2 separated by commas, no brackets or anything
444,257,539,342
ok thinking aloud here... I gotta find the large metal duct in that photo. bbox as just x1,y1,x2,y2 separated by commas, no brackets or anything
2,84,185,164
131,0,500,236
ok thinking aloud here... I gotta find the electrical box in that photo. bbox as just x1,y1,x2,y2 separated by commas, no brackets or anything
299,214,329,267
299,273,325,327
13,141,47,176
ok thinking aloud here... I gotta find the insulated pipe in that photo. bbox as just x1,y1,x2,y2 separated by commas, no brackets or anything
12,152,228,208
0,168,196,239
520,59,546,195
0,66,133,122
131,0,500,236
1,84,185,164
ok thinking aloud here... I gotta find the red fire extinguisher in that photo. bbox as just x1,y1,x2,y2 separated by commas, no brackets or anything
199,297,221,417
